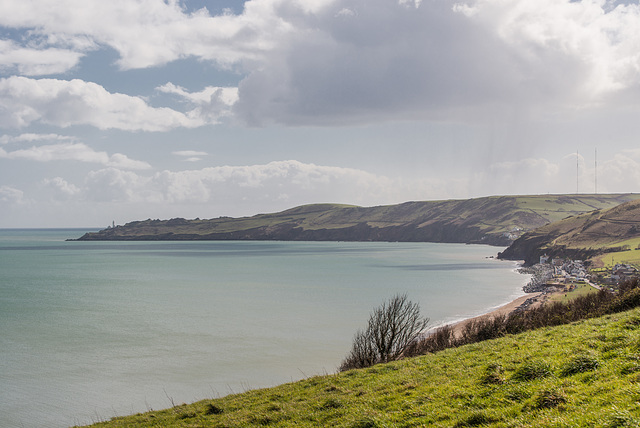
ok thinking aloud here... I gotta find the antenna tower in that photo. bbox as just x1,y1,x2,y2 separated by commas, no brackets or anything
595,148,597,194
576,149,579,194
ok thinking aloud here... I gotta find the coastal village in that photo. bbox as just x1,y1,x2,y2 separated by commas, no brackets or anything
522,254,639,295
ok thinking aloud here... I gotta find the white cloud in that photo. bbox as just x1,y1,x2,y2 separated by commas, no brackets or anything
172,150,208,157
0,133,77,144
3,1,639,126
234,0,640,125
398,0,422,8
474,150,640,196
4,1,640,229
44,153,640,218
7,150,640,226
84,167,152,202
0,39,83,75
43,176,81,198
0,76,204,130
335,8,355,18
157,83,238,123
107,153,152,170
0,142,151,169
597,150,640,193
0,185,24,204
490,158,560,178
149,160,393,204
172,150,208,162
0,0,295,69
480,157,565,195
74,160,446,212
454,0,640,103
158,83,239,105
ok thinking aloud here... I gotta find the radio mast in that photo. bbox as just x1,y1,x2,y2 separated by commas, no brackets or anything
576,149,579,194
595,147,598,194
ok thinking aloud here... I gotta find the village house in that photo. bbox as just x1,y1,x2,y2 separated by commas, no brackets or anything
611,264,639,282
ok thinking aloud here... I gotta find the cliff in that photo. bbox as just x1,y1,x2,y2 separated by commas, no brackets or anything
74,194,640,245
499,198,640,265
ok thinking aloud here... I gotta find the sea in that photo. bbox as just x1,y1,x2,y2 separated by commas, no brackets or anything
0,229,529,427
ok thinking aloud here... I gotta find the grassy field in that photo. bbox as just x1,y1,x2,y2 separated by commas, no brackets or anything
601,237,640,251
592,248,640,269
84,307,640,428
499,198,640,265
546,283,599,304
592,238,640,269
512,195,633,224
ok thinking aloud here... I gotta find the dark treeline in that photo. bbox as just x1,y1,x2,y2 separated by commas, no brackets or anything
404,278,640,358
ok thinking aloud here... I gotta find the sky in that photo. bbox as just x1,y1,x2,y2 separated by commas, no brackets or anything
1,0,640,227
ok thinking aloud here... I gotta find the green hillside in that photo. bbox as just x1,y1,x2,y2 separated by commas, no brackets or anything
84,307,640,428
74,194,640,246
499,198,640,265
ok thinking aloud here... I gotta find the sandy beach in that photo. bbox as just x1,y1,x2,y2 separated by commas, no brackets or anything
450,291,544,337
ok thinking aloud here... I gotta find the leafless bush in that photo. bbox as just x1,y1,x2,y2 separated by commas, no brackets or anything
340,294,429,371
406,324,456,356
342,280,640,372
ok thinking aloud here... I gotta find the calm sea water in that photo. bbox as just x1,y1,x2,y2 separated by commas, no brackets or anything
0,229,527,427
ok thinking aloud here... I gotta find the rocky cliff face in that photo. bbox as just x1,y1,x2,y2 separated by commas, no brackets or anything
77,220,510,245
497,238,604,266
498,199,640,265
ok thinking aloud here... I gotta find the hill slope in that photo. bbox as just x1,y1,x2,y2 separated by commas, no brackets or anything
499,198,640,265
85,307,640,427
74,194,640,246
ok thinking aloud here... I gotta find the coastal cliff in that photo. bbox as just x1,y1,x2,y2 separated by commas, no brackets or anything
498,198,640,265
74,194,639,245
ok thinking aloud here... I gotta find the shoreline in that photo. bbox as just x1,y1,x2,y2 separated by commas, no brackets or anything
423,291,543,338
444,274,577,337
426,257,547,336
427,258,539,336
448,291,543,337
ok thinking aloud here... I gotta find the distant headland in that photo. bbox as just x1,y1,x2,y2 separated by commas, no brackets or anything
72,194,640,262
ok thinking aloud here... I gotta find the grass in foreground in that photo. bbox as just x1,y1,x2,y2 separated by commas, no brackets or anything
84,308,640,427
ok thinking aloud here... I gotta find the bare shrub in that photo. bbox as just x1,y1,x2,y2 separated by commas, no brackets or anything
340,294,429,371
407,324,456,356
343,278,640,371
